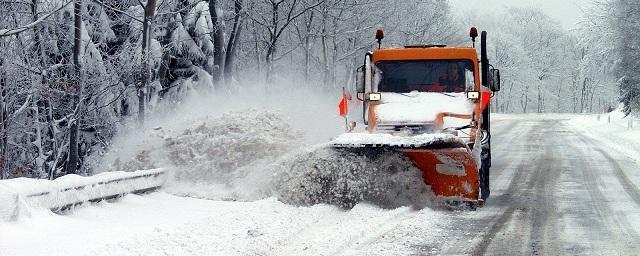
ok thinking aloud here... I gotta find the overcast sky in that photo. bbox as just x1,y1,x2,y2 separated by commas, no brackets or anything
449,0,595,30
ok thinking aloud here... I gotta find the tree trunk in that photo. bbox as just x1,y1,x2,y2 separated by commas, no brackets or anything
139,0,157,125
265,43,275,83
252,19,262,75
32,0,52,178
302,12,314,82
320,7,329,86
209,0,225,87
321,28,329,86
265,1,278,83
224,0,243,84
44,98,58,179
537,84,542,113
580,78,587,113
65,0,83,175
32,96,45,177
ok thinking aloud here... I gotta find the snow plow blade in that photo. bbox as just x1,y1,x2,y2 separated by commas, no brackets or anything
331,133,480,205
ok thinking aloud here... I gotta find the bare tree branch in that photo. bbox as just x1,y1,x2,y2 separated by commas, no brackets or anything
91,0,143,23
0,0,73,37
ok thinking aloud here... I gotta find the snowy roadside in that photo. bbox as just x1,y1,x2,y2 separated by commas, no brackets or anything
0,192,443,256
568,110,640,163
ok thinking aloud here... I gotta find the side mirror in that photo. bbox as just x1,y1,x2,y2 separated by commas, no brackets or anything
356,65,365,100
490,69,501,92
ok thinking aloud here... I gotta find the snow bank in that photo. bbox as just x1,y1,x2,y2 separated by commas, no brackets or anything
0,169,166,221
270,146,433,209
569,109,640,161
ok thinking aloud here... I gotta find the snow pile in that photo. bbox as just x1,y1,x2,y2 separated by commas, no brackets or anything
149,110,434,208
375,92,473,126
162,110,303,200
270,146,432,209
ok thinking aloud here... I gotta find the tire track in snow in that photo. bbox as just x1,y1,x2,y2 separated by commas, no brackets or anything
573,126,640,206
269,206,419,256
569,134,640,253
490,120,523,164
527,124,562,256
593,147,640,206
433,120,539,255
471,121,552,255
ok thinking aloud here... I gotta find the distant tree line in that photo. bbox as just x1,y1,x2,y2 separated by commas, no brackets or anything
465,7,619,114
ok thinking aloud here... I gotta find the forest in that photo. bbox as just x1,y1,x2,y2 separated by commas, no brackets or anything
0,0,638,179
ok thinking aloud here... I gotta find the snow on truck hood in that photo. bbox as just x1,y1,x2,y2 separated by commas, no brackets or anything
331,132,465,148
374,92,474,125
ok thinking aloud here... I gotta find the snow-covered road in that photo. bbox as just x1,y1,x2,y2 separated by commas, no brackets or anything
436,116,640,255
2,114,640,255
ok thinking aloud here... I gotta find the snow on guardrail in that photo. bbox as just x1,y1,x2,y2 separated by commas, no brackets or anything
0,169,166,221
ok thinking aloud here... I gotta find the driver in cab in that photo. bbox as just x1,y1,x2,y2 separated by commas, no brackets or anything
432,63,465,93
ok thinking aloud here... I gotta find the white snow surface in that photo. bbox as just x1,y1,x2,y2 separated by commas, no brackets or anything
0,192,446,256
330,132,463,147
374,92,473,126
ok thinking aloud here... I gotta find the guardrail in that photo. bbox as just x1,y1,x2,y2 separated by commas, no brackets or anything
0,169,167,221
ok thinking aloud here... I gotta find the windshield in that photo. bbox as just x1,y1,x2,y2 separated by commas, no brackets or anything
375,60,475,93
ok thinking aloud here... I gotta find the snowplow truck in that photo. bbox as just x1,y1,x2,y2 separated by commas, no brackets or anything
332,28,501,208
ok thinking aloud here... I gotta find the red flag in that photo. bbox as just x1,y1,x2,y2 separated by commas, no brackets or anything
338,93,348,117
481,87,492,111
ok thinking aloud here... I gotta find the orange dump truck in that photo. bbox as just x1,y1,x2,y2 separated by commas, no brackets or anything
333,28,501,208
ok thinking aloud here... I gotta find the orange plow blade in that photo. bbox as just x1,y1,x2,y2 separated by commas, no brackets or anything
404,148,479,201
330,133,480,206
